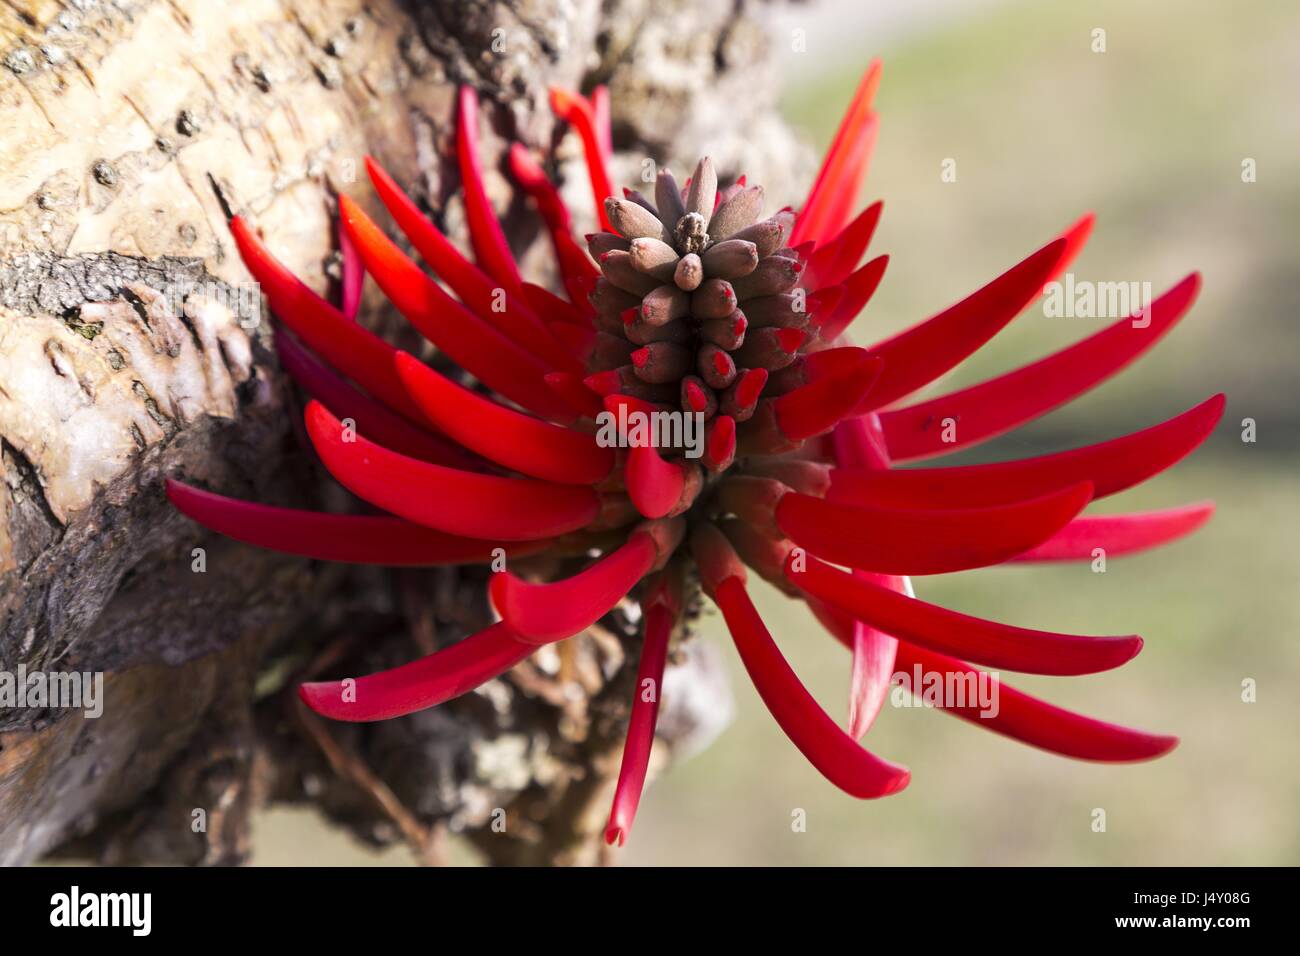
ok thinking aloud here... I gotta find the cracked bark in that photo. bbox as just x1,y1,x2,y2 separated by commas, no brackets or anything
0,0,806,866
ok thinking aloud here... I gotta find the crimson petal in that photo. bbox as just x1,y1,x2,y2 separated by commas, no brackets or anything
167,481,545,566
880,273,1201,460
299,623,534,722
804,201,883,291
338,195,574,422
604,600,672,847
860,218,1093,409
550,87,615,230
395,352,613,484
817,254,889,341
773,356,882,441
776,482,1094,575
365,156,578,373
711,575,910,798
230,216,423,423
304,401,599,540
1011,502,1215,562
788,553,1142,675
838,394,1226,502
456,86,525,294
792,61,882,246
490,531,659,642
275,331,479,469
892,643,1178,762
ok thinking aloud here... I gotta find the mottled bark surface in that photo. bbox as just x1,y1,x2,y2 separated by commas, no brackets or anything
0,0,805,866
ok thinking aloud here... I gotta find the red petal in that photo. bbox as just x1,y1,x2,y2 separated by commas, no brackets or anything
396,353,613,484
880,273,1201,460
550,87,615,230
544,371,605,419
703,415,737,473
787,553,1142,675
338,196,574,422
338,216,364,321
605,601,673,847
166,480,546,566
365,157,578,373
773,356,883,441
508,146,601,289
861,218,1092,409
803,201,883,291
490,531,658,642
304,401,599,540
456,87,524,294
275,331,481,469
626,445,686,519
299,622,534,722
841,394,1226,501
830,414,900,740
1011,502,1215,562
792,60,882,246
777,482,1094,575
816,254,889,341
711,576,910,798
230,216,423,422
892,642,1178,762
522,281,591,327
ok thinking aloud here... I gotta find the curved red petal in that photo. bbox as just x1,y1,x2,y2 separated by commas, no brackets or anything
787,553,1142,675
843,394,1226,500
712,575,910,798
395,352,613,484
456,86,524,294
304,400,599,540
880,273,1201,459
275,331,480,469
817,254,889,341
792,60,882,246
1010,502,1215,562
508,146,601,289
166,480,546,566
365,156,578,373
776,481,1094,575
338,196,574,422
230,216,423,422
804,201,883,291
891,642,1178,762
299,622,534,722
773,356,882,441
490,532,658,642
604,601,673,847
338,216,364,321
626,445,686,519
550,87,615,230
830,414,901,740
860,233,1073,409
544,371,605,419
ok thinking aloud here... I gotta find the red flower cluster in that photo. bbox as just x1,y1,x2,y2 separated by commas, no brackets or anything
169,62,1222,847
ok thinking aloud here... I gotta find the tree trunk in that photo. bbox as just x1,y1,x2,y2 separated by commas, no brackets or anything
0,0,806,866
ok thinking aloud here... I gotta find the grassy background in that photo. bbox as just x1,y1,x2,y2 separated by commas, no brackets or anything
253,0,1300,865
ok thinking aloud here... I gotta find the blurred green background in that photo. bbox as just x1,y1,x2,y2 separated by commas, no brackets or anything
254,0,1299,865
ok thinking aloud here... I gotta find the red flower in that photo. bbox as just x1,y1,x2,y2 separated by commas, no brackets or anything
168,63,1222,848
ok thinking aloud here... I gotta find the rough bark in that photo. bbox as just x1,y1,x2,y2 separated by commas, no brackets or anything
0,0,806,866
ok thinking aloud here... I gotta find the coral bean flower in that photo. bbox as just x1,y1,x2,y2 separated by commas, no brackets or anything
169,63,1223,848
